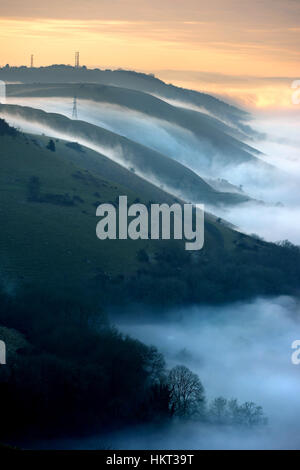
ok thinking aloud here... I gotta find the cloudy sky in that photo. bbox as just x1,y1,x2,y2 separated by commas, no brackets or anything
0,0,299,107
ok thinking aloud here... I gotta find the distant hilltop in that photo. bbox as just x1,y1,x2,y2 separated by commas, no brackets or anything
0,64,249,126
0,64,160,83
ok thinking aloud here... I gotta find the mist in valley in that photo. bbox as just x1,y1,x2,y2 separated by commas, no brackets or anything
5,97,214,172
108,296,300,449
213,109,300,244
24,296,300,449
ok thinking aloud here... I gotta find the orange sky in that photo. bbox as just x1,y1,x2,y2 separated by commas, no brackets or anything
0,1,299,108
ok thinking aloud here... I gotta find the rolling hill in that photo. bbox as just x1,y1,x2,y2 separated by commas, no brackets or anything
6,83,260,153
0,103,252,207
0,65,253,134
0,124,299,306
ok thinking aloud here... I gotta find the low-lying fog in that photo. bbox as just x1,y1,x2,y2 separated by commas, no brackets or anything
109,297,300,449
23,296,300,449
6,97,209,172
214,109,300,244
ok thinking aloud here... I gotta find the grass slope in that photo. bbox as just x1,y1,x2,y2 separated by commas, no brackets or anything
0,103,250,207
0,129,299,305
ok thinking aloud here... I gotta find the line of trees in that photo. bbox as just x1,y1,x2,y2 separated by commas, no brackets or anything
165,365,266,426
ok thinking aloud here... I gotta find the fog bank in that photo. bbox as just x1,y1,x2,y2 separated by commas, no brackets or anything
111,296,300,449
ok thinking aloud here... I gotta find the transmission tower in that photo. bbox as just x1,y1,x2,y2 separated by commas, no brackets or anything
75,51,80,68
30,54,34,68
72,95,78,120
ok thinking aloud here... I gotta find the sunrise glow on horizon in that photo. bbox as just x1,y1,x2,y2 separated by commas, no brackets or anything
0,1,299,108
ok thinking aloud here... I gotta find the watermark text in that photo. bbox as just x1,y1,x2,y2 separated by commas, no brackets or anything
96,196,204,251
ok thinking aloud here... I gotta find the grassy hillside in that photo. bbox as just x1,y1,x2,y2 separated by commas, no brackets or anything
0,103,251,207
0,132,154,290
0,127,299,306
0,130,234,290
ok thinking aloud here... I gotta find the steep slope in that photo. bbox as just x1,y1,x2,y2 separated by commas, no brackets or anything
0,103,251,207
0,129,299,306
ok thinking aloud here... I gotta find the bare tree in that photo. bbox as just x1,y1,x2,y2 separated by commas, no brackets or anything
209,397,267,427
238,401,267,427
167,365,205,418
209,396,228,424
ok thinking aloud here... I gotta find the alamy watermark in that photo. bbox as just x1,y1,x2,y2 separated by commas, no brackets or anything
96,196,204,251
0,340,6,365
291,340,300,365
291,80,300,105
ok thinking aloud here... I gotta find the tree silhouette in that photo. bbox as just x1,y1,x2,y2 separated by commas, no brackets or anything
167,365,205,418
208,397,267,427
209,396,228,424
